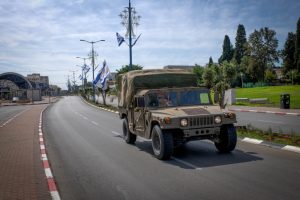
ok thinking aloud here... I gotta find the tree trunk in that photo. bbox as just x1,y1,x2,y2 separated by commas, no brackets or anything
101,91,106,106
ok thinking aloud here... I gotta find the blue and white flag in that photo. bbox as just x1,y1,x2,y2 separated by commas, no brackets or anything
116,32,125,46
79,74,83,80
93,60,110,90
82,64,90,73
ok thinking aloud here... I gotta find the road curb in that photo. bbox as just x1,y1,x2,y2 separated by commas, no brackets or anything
240,137,300,154
39,107,61,200
229,108,300,116
81,97,119,114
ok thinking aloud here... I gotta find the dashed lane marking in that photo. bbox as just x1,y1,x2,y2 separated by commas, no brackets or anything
0,108,30,128
171,157,202,170
91,121,99,126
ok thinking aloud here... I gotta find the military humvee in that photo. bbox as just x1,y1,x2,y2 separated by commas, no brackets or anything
118,69,237,160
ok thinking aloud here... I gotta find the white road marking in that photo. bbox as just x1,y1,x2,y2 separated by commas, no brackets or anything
40,145,45,150
91,121,99,126
45,168,53,178
50,191,61,200
257,120,285,124
242,137,263,144
172,157,202,170
282,145,300,153
41,154,48,160
112,131,122,137
0,108,29,127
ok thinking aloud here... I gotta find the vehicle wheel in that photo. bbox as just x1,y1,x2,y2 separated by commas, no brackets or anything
151,125,173,160
122,118,136,144
215,124,237,153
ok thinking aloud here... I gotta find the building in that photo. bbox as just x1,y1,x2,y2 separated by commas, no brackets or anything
27,73,49,95
0,72,41,101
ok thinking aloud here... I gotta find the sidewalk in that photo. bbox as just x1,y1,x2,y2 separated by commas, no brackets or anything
0,104,51,200
228,105,300,116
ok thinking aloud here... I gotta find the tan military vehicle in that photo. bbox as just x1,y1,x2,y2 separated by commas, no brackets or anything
118,69,237,160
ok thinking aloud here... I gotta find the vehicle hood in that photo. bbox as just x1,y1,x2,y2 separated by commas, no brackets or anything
149,105,223,117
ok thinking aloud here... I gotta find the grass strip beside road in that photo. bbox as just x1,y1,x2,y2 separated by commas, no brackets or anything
83,96,118,112
237,127,300,147
235,85,300,109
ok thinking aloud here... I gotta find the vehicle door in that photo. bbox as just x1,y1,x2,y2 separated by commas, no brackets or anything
134,96,146,137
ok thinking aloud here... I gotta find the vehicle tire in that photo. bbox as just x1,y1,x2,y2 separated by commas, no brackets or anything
151,125,173,160
122,118,136,144
215,124,237,153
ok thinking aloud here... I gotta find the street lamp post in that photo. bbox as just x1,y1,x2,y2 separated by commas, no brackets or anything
76,56,89,92
80,39,105,102
119,0,141,71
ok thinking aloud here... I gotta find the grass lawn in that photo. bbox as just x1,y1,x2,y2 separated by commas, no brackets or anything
235,85,300,109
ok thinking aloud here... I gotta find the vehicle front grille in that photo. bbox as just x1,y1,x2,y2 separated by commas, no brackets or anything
188,116,214,127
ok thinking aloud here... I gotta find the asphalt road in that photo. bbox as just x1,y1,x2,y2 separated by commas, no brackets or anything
0,105,29,125
43,96,300,200
235,111,300,135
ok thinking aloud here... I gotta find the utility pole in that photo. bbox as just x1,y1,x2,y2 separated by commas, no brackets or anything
76,57,89,92
80,39,105,102
119,0,141,71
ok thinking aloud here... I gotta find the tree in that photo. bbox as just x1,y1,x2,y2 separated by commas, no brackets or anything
208,57,214,67
295,17,300,72
202,61,236,109
116,64,143,74
214,61,237,108
193,64,204,86
234,24,247,64
247,27,279,81
219,35,234,63
282,32,296,74
202,67,215,89
265,69,276,84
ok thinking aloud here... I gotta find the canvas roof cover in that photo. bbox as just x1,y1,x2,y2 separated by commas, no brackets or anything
118,69,197,107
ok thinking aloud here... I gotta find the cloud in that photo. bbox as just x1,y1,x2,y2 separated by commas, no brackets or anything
0,0,299,89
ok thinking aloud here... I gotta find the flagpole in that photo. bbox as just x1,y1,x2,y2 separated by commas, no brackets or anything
129,0,132,71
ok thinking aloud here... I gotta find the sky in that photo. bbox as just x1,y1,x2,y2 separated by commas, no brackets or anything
0,0,299,89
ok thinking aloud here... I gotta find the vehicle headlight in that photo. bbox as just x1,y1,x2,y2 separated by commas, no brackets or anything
224,112,236,119
180,118,188,127
214,116,222,124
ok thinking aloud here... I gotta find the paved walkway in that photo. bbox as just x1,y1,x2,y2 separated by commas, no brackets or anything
0,104,51,200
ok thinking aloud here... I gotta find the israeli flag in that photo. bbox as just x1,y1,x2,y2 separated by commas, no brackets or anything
93,60,110,90
116,32,125,46
82,64,90,73
79,74,83,80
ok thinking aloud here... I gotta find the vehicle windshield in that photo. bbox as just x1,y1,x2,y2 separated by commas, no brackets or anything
146,89,211,108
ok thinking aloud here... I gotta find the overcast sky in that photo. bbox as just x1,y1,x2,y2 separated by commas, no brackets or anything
0,0,299,89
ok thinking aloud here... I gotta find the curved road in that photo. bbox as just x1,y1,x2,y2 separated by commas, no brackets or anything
43,96,300,200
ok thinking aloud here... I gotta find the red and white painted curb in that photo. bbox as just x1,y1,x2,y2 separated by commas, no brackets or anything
39,108,61,200
229,108,300,116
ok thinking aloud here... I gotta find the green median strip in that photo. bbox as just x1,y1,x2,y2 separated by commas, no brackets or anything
237,126,300,147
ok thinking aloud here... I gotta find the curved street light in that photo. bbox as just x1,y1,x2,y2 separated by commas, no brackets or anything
79,39,105,102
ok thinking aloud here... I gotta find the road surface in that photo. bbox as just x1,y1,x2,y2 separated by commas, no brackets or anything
43,96,300,200
0,105,29,125
235,111,300,134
